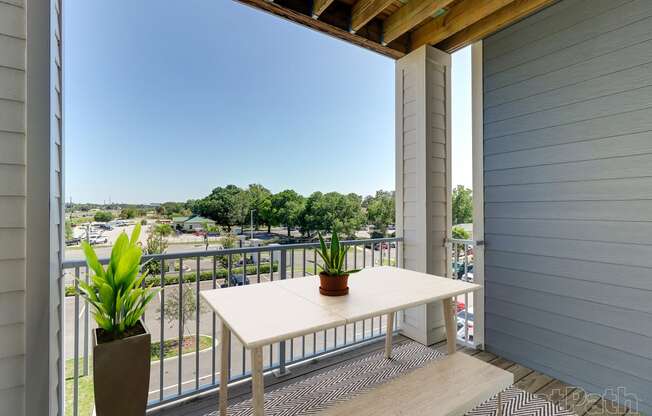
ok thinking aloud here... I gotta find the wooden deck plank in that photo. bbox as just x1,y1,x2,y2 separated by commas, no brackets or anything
586,398,629,416
563,388,602,416
150,338,634,416
504,363,534,383
489,356,515,369
533,379,575,404
515,371,554,394
474,350,498,362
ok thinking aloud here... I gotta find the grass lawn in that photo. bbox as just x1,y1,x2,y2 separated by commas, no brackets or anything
151,334,213,361
65,334,214,415
65,357,94,416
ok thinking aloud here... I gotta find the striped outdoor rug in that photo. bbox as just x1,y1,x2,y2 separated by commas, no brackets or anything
209,342,574,416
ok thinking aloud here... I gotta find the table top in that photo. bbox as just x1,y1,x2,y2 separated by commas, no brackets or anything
200,266,480,348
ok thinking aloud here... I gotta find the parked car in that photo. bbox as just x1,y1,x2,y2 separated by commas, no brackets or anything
236,257,254,267
457,309,474,341
65,238,81,246
456,300,466,312
452,262,474,280
221,274,250,287
90,236,108,245
96,223,113,230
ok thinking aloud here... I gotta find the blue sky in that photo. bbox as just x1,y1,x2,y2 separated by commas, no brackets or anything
64,1,471,204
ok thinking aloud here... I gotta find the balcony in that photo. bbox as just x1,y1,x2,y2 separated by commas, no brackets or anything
62,237,638,415
63,237,420,415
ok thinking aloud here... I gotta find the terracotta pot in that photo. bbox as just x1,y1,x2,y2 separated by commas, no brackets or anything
319,272,349,296
93,320,151,416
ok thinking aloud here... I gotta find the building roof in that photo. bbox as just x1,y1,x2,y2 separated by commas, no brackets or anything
172,216,190,223
184,216,215,224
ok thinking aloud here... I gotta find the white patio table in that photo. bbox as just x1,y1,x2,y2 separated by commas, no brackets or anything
201,266,481,416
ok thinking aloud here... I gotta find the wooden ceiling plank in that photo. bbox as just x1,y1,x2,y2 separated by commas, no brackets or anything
235,0,405,59
313,0,336,18
411,0,515,50
382,0,456,45
436,0,555,52
351,0,396,33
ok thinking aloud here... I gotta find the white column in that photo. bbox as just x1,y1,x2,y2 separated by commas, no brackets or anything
471,41,485,349
396,45,452,346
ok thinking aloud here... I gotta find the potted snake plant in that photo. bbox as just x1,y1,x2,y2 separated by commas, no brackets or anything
77,224,158,416
316,228,360,296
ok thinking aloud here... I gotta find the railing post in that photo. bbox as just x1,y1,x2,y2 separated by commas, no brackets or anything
275,249,289,376
82,268,90,376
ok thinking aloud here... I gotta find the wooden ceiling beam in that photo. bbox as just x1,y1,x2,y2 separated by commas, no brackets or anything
350,0,395,33
382,0,455,45
435,0,555,52
313,0,336,18
411,0,515,50
236,0,405,59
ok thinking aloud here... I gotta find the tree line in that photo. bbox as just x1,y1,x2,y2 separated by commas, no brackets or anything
160,185,396,238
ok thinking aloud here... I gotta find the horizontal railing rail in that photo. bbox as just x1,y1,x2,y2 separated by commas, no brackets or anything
62,236,403,415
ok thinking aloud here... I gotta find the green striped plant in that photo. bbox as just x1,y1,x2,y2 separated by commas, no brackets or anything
77,224,158,340
316,228,360,277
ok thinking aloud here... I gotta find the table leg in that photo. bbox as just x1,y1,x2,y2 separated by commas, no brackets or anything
442,297,457,355
251,346,265,416
219,322,230,416
385,312,394,359
496,391,503,416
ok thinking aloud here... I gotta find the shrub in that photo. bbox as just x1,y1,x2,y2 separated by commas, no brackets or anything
93,211,113,223
65,263,279,297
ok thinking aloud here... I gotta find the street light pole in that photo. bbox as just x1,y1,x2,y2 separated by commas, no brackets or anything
250,209,256,240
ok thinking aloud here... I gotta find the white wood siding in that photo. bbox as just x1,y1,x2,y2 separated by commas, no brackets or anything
483,0,652,413
396,46,452,345
0,1,26,414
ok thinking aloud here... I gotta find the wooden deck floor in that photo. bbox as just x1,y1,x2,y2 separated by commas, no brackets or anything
150,336,639,416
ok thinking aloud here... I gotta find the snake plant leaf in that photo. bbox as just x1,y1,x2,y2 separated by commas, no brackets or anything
330,231,339,267
99,283,114,312
82,241,105,278
78,281,99,303
109,233,129,281
114,246,141,288
129,223,141,245
91,273,107,289
337,246,346,272
93,313,113,332
318,233,328,260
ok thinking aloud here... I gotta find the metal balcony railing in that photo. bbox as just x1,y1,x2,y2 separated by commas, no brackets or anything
450,238,478,348
62,237,403,415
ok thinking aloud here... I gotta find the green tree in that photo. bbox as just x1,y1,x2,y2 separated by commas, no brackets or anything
259,197,277,233
93,211,113,222
153,223,174,237
157,201,189,218
218,233,241,267
143,230,169,275
452,185,473,225
365,190,395,237
299,192,364,238
452,225,470,240
270,190,305,237
192,185,250,230
157,285,207,337
119,208,137,219
246,184,272,231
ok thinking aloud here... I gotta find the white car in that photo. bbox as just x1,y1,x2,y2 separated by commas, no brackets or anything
90,236,108,245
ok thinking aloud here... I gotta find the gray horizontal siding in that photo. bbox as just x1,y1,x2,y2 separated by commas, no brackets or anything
483,0,652,413
0,2,24,414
